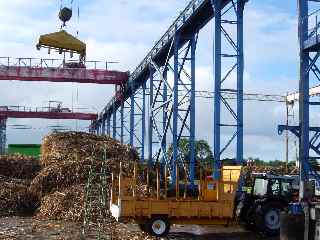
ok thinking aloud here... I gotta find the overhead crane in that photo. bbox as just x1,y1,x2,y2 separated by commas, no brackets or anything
0,2,129,153
0,57,128,85
0,105,97,154
0,4,129,86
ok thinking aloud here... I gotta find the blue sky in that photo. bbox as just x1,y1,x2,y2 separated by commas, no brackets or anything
0,0,302,161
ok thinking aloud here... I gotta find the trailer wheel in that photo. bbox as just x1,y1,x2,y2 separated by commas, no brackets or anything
146,217,170,237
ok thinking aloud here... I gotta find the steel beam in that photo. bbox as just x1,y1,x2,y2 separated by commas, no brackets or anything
0,65,128,85
299,0,310,185
212,0,245,179
120,102,124,143
148,69,154,164
106,116,111,136
0,110,97,120
189,34,196,189
237,0,245,165
102,119,106,136
142,83,146,162
172,32,180,184
162,69,168,165
130,87,135,146
213,0,222,179
112,104,117,139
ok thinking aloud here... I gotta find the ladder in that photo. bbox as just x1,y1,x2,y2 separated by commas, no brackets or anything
82,146,112,239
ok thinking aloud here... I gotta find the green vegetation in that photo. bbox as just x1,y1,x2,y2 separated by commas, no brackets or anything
160,139,299,169
167,139,213,168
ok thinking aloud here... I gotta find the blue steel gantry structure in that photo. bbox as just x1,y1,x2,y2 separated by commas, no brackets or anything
279,0,320,189
95,0,247,186
298,0,320,187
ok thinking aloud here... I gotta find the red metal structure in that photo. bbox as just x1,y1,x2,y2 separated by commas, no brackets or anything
0,106,97,120
0,105,98,154
0,57,129,85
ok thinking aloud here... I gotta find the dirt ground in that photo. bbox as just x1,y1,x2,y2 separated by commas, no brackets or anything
0,217,279,240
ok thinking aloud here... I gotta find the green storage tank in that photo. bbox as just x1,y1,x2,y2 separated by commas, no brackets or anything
7,144,41,158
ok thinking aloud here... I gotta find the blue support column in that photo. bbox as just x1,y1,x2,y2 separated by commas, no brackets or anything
213,0,222,180
237,0,244,165
172,32,180,184
112,105,117,139
130,86,135,146
162,69,168,165
96,124,101,136
106,116,111,136
142,82,146,162
102,119,106,136
189,34,196,188
299,0,310,188
148,69,154,164
120,102,124,143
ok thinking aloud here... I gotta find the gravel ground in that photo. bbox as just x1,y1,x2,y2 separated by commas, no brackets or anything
168,225,279,240
0,217,279,240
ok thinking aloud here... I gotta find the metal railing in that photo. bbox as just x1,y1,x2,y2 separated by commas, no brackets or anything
0,105,97,114
0,57,119,70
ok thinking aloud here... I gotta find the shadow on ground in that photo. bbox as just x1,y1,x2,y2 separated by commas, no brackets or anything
166,225,279,240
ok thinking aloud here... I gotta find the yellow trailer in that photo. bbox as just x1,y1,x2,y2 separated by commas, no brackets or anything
110,164,242,237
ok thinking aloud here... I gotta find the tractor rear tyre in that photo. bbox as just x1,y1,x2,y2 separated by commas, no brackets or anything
255,202,283,236
146,216,170,237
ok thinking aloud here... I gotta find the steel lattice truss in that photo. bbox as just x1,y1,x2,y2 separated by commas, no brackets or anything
128,85,146,160
146,33,198,184
97,0,247,185
212,0,245,178
290,0,320,182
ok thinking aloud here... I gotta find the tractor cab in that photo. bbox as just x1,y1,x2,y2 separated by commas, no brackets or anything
250,173,299,200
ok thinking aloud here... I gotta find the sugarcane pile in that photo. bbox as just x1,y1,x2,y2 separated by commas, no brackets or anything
29,132,139,220
0,176,38,217
0,154,40,179
0,154,40,217
27,131,154,239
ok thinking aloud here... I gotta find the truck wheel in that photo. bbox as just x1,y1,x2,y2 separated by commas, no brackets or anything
256,202,283,236
146,217,170,237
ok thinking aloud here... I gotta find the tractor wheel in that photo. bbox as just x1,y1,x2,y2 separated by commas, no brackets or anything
236,201,256,231
255,202,283,236
146,216,170,237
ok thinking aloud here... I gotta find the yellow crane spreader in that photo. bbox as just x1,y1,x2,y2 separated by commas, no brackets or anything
36,30,86,63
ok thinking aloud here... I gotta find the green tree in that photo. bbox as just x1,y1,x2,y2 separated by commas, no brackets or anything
167,139,213,167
